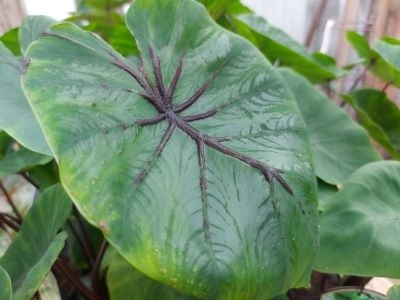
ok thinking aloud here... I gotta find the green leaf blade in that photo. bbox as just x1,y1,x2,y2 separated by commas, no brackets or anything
0,184,72,299
345,89,400,158
315,161,400,277
279,69,380,185
108,255,194,300
19,16,56,54
0,147,52,179
23,1,318,298
0,266,11,300
0,42,51,155
236,14,345,83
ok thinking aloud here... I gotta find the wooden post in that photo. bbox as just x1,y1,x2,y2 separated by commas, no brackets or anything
0,0,27,34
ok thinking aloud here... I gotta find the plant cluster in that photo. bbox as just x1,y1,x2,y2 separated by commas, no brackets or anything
0,0,400,299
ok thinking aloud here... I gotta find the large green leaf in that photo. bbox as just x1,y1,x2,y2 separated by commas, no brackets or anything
278,69,379,185
345,89,400,158
108,255,194,300
236,14,345,83
19,16,56,55
387,285,400,300
314,161,400,277
347,32,400,86
0,184,71,300
0,42,51,155
0,146,52,178
0,266,11,300
22,0,318,298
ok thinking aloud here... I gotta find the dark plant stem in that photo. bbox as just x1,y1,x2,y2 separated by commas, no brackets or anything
348,65,370,92
342,276,372,288
54,258,97,300
0,213,19,231
0,181,23,221
91,240,109,300
0,222,10,236
66,220,95,268
339,65,370,107
19,172,40,190
382,81,392,92
1,212,21,224
72,206,96,264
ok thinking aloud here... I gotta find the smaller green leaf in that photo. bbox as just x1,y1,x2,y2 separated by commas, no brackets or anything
75,0,130,14
347,31,374,62
197,0,251,21
387,285,400,300
236,14,346,83
315,161,400,278
0,27,20,56
279,69,380,185
27,161,59,190
107,255,194,300
345,89,400,158
0,42,51,155
0,266,11,300
108,25,139,57
0,184,72,300
19,16,56,54
347,32,400,86
0,147,52,178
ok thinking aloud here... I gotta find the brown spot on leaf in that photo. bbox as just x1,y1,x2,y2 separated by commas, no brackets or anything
98,221,109,236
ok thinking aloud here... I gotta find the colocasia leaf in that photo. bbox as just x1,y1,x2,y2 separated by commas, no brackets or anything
22,0,318,298
315,161,400,278
236,14,346,83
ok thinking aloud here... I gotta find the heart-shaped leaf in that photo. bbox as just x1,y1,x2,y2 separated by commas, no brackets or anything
314,161,400,277
344,89,400,159
235,14,346,83
0,266,11,300
22,0,318,298
0,41,51,155
108,255,194,300
0,184,71,300
279,69,380,185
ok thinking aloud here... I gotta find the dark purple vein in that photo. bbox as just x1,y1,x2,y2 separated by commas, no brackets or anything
166,57,183,100
134,122,176,185
173,74,216,113
148,46,167,101
197,140,211,241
